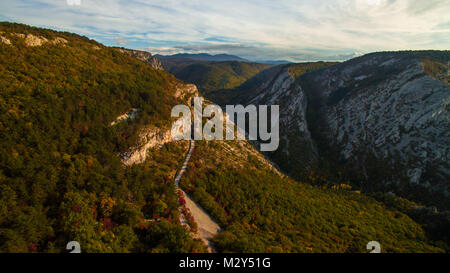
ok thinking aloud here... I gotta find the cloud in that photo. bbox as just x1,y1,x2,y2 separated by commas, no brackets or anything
407,0,445,15
0,0,448,61
112,37,129,46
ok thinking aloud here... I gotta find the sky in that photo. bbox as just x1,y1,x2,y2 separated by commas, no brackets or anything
0,0,449,62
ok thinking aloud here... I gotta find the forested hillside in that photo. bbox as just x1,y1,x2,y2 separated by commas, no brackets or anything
0,22,205,252
159,58,270,94
196,54,450,251
203,51,450,250
180,139,443,253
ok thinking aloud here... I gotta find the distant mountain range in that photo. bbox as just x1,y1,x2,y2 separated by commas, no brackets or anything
156,53,292,65
156,53,249,62
254,60,293,65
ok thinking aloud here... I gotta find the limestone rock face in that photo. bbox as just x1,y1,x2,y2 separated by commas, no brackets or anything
240,52,449,202
110,109,138,126
174,83,198,100
13,33,25,39
120,84,199,166
115,48,164,70
0,32,68,47
242,66,319,171
0,36,11,45
121,127,173,166
51,37,68,46
25,34,48,47
303,52,449,195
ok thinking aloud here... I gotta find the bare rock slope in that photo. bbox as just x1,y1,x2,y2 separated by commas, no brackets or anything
117,84,198,166
237,51,449,208
304,52,449,196
115,48,164,70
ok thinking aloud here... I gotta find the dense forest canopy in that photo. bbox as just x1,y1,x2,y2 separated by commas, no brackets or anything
161,59,271,95
0,22,205,252
180,140,443,253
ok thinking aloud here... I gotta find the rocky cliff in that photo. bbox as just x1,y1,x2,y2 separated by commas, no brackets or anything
303,52,449,198
233,65,319,176
115,47,164,70
0,32,67,47
120,84,198,166
235,51,450,208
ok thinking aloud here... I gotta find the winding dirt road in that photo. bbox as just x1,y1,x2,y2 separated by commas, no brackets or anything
175,140,221,252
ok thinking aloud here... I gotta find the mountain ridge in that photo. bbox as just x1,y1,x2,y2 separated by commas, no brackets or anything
216,51,449,211
115,47,164,70
156,53,249,63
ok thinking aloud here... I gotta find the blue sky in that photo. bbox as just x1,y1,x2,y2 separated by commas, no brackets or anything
0,0,449,61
